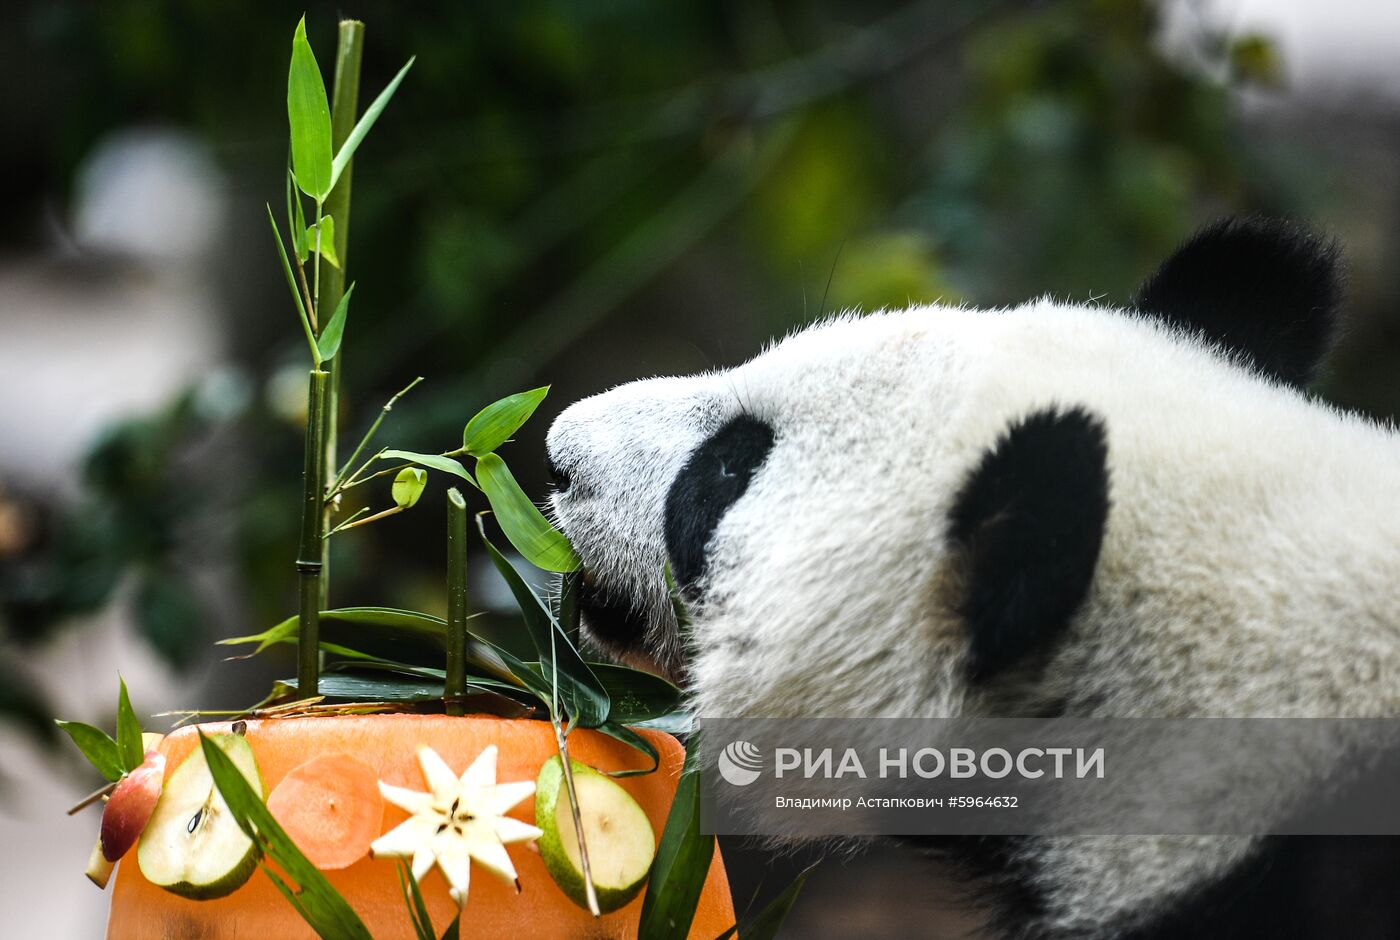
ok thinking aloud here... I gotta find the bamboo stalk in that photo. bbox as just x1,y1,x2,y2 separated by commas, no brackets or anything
317,19,365,609
555,723,601,916
445,488,469,717
297,369,330,696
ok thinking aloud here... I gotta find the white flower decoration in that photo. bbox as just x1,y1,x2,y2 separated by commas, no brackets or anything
370,744,544,907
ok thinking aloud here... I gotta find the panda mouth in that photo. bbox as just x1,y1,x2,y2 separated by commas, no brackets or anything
574,571,679,680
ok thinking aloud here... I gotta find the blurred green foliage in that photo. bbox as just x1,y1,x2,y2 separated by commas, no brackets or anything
0,0,1323,732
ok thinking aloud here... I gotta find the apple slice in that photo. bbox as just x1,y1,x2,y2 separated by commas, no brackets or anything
85,837,115,889
535,755,656,913
137,733,263,899
101,750,166,863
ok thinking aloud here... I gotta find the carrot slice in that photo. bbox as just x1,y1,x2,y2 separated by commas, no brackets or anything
266,752,384,870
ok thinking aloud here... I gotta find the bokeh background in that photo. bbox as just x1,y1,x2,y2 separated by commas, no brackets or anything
4,0,1400,935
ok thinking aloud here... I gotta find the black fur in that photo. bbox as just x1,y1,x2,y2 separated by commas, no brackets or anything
947,406,1110,681
1133,217,1340,388
1120,836,1400,940
573,575,652,651
664,414,775,593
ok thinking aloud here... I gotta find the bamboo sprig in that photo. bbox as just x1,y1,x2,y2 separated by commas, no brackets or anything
444,488,469,717
554,721,601,917
296,369,330,696
326,375,424,500
325,504,402,536
318,20,366,611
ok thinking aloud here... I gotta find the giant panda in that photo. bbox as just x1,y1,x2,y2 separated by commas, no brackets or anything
544,218,1400,938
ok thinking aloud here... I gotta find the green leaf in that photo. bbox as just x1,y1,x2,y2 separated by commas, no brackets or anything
199,732,372,939
461,387,549,457
54,720,123,782
305,216,340,269
391,467,428,508
477,517,607,727
266,206,319,365
316,280,354,360
219,614,298,656
286,168,309,262
283,673,442,702
220,608,546,699
595,721,660,777
589,663,681,724
115,678,144,773
631,711,693,736
439,915,461,940
717,861,819,940
476,454,579,572
379,450,475,486
398,861,435,940
287,17,333,201
323,660,524,697
329,57,415,193
559,566,583,647
323,606,450,638
664,564,694,631
221,609,446,658
638,735,714,939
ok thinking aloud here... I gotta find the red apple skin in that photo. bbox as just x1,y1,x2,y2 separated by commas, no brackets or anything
101,751,166,863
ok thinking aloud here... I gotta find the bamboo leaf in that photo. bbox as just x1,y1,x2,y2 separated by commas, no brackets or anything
595,721,660,777
323,607,449,636
54,721,123,782
266,206,319,365
714,861,819,940
305,216,340,269
287,17,333,200
588,663,680,724
638,735,714,939
316,281,354,360
199,732,372,939
115,678,144,773
323,660,525,698
283,673,442,702
398,862,436,940
461,387,549,457
221,608,446,656
476,454,579,572
631,711,693,736
220,608,546,700
329,57,415,193
477,517,607,727
391,466,427,508
378,450,476,485
286,168,309,262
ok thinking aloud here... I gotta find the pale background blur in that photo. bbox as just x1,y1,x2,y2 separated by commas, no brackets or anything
3,1,1400,935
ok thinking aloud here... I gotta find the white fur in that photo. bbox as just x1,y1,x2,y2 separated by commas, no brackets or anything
547,301,1400,937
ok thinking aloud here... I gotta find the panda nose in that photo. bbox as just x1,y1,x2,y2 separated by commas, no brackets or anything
545,452,571,493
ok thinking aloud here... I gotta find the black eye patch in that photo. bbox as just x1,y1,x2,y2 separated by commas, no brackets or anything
664,414,775,594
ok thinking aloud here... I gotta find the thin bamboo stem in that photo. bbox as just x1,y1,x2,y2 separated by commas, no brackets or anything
445,488,468,717
318,20,365,611
554,724,601,916
326,376,423,499
297,369,330,696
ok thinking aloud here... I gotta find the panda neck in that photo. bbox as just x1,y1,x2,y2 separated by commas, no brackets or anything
1071,402,1400,718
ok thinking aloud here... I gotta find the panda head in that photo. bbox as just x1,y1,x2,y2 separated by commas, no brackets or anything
545,217,1342,722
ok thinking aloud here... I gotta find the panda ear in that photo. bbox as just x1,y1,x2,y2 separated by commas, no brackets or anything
946,406,1110,681
1132,217,1341,388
